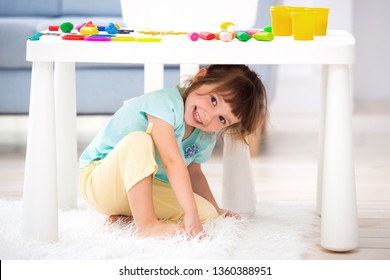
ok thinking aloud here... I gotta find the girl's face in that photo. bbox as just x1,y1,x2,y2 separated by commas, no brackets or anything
184,84,240,133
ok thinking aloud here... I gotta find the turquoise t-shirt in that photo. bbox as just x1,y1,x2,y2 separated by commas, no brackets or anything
79,87,217,183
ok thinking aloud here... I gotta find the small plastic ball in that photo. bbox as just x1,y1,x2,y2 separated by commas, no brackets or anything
227,24,237,32
60,22,74,33
264,25,272,32
220,21,235,30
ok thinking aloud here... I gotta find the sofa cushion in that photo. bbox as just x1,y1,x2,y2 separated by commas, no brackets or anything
0,17,50,68
61,0,122,16
0,0,61,17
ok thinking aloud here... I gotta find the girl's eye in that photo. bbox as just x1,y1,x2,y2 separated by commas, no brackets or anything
211,96,217,106
219,116,226,125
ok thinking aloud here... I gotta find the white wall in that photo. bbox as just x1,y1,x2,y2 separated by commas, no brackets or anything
270,0,356,113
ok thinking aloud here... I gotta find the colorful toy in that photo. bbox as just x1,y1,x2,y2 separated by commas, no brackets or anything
226,24,237,33
219,31,233,42
246,29,262,36
220,21,235,30
253,32,274,41
135,37,162,42
28,32,42,41
48,26,59,31
117,29,134,34
60,22,73,33
199,32,215,40
236,31,251,42
62,34,85,40
264,25,272,32
84,36,111,41
75,23,86,32
111,36,135,42
105,23,118,34
187,32,199,41
80,23,99,36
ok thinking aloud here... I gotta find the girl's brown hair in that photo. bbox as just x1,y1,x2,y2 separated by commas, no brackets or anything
183,65,268,144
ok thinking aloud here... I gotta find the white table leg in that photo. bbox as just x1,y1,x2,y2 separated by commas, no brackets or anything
54,62,78,209
144,63,164,93
316,65,328,215
320,64,359,251
22,62,58,241
222,136,256,215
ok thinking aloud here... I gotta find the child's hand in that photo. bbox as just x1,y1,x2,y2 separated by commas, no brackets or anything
217,208,241,220
184,213,205,238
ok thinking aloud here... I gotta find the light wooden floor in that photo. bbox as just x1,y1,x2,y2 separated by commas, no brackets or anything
0,110,389,260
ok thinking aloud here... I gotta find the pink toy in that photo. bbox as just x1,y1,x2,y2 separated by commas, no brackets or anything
84,36,111,41
199,32,215,40
246,29,263,36
219,31,233,42
187,32,199,41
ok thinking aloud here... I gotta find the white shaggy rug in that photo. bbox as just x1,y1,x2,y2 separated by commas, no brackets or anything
0,198,319,260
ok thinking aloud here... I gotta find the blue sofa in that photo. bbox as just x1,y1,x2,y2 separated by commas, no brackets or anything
0,0,275,114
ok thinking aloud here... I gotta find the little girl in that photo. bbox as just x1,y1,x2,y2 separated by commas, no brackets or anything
79,65,267,238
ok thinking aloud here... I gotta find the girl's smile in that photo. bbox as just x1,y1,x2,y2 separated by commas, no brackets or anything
184,84,240,133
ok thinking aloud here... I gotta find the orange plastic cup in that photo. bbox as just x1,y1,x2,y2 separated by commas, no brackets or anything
291,9,315,40
312,8,330,36
270,6,293,36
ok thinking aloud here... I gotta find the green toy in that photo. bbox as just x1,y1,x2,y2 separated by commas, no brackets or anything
253,32,274,41
60,22,74,33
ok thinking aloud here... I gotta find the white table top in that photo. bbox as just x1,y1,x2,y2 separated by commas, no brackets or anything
26,30,355,65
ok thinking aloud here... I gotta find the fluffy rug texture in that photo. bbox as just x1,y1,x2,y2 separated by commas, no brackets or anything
0,198,319,260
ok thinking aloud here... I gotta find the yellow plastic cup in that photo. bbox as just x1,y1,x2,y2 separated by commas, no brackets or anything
312,8,330,36
291,9,315,40
270,6,293,36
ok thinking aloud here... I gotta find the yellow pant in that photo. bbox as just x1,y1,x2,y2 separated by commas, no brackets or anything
79,130,218,223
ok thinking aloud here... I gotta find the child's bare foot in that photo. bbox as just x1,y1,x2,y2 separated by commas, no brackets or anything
105,215,133,226
137,220,184,238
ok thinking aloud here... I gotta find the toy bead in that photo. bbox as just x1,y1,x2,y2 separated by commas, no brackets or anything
220,21,235,30
246,29,262,36
219,31,233,42
48,26,59,31
28,33,43,41
60,22,74,33
62,34,85,40
236,31,251,42
253,32,274,41
105,23,118,34
226,24,237,33
75,23,86,32
84,36,111,41
135,37,162,42
264,25,272,33
187,32,199,41
111,36,135,42
199,32,215,40
80,25,99,36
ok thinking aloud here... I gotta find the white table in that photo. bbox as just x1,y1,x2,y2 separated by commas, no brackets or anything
23,30,358,252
